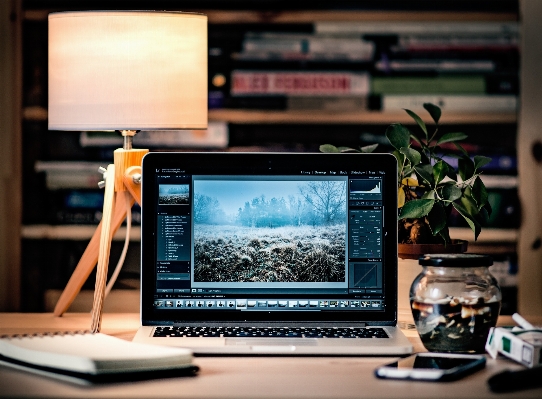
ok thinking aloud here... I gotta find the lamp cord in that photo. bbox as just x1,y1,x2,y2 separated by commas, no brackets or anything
104,191,132,298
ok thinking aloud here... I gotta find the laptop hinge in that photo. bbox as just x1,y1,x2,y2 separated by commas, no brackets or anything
171,321,368,328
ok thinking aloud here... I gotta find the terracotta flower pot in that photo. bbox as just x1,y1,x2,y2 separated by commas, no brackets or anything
398,240,468,260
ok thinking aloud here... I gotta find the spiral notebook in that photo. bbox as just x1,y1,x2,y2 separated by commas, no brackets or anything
0,332,198,383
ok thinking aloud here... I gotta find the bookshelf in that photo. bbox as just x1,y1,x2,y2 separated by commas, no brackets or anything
9,1,526,312
23,106,517,125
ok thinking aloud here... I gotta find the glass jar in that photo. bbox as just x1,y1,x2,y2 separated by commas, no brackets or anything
410,254,502,353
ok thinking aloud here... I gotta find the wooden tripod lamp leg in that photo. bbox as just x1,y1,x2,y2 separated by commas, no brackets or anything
90,164,116,333
53,148,146,318
53,179,134,317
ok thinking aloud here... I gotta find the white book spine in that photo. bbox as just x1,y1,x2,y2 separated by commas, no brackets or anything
381,95,517,112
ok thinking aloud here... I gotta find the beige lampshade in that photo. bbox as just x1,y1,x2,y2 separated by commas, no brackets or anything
48,11,207,130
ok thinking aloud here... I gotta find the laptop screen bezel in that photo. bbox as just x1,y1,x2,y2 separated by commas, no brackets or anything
140,152,398,325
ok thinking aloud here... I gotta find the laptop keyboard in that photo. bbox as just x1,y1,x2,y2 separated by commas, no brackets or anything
153,326,389,338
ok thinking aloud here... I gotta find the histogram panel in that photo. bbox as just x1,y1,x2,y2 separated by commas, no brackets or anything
350,180,381,194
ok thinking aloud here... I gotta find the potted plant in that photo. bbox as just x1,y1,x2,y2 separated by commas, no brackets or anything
321,103,492,325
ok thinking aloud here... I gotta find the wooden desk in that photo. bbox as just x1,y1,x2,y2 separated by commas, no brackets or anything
0,313,540,399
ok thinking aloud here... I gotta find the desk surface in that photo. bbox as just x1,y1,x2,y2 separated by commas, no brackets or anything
0,313,540,399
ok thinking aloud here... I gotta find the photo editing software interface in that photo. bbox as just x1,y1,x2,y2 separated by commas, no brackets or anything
152,167,387,313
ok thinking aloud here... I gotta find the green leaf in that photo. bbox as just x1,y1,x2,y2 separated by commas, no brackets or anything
453,142,469,157
423,103,441,124
392,149,405,165
385,123,411,150
404,109,428,139
458,157,475,181
478,206,490,224
432,160,448,185
421,190,435,200
410,133,423,147
436,132,468,145
400,147,422,166
337,146,359,153
471,177,488,209
427,202,446,236
453,201,482,241
483,201,493,218
415,164,435,186
460,194,479,216
441,184,462,202
443,160,458,181
319,144,340,153
438,226,451,244
474,155,492,170
359,143,379,153
403,166,414,177
399,199,435,219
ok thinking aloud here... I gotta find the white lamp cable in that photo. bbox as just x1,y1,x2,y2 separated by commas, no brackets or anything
104,191,132,298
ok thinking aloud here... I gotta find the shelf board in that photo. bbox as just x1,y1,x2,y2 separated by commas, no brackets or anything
24,10,518,23
449,227,518,244
21,224,141,242
209,109,517,125
21,224,516,245
24,106,517,125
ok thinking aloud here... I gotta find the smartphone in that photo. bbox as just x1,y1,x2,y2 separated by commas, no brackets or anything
375,353,486,381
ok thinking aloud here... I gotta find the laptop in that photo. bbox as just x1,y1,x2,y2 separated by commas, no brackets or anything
133,152,413,355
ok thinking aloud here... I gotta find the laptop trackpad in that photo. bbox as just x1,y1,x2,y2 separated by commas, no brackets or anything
225,338,318,346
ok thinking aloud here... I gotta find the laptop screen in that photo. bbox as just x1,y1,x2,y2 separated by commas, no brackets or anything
141,152,398,324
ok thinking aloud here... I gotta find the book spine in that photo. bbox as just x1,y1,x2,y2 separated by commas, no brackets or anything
243,38,303,53
379,95,517,112
287,96,368,111
35,161,104,190
52,208,141,225
371,76,486,95
374,59,496,73
231,70,370,96
314,21,519,35
395,34,518,52
234,51,373,62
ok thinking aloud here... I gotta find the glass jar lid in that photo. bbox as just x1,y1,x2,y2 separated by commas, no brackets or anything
418,253,493,267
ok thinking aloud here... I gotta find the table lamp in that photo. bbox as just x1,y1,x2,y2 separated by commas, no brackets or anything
48,11,207,332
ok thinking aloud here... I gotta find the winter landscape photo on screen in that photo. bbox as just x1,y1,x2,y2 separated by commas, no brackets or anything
193,178,347,284
159,184,190,205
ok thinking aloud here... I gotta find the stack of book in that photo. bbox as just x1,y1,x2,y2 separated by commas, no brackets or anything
212,21,518,113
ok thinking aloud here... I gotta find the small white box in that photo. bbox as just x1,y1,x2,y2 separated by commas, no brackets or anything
486,327,542,368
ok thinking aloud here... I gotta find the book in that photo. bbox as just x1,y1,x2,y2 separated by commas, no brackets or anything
393,34,518,52
374,59,496,73
371,76,486,95
238,32,375,62
47,190,142,225
374,94,517,112
35,161,105,190
287,95,368,111
233,50,373,63
231,70,370,96
0,332,197,383
314,21,519,36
